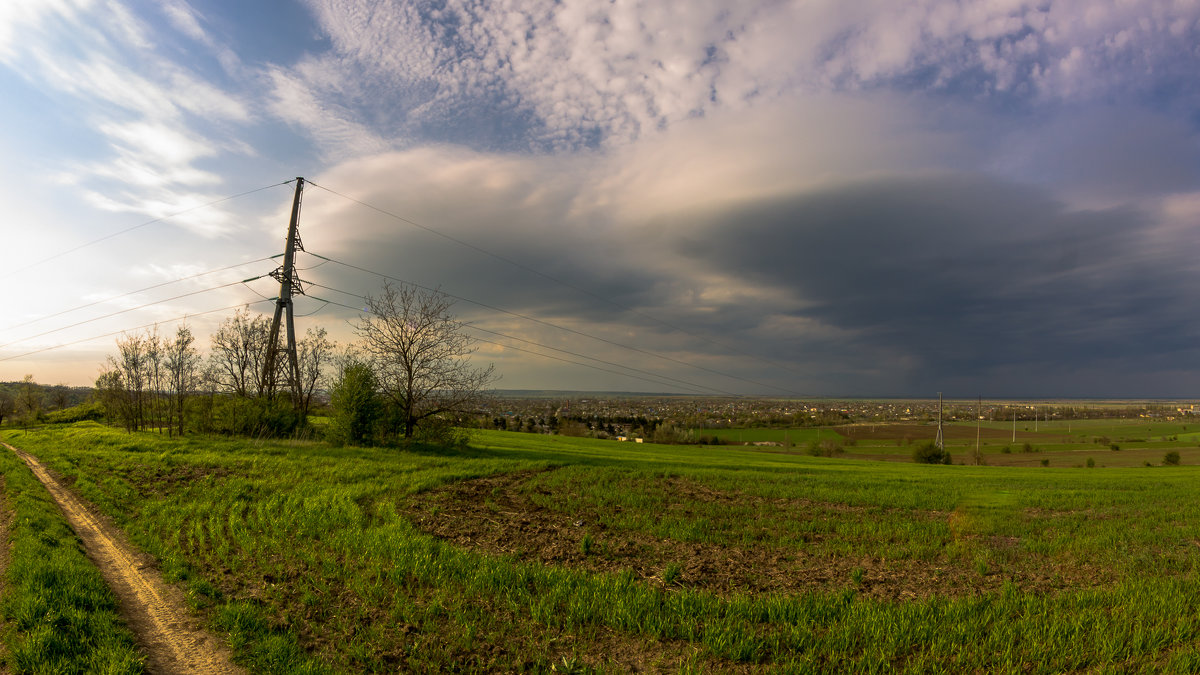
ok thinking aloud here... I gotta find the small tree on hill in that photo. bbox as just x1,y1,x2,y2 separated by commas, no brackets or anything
0,390,14,427
356,283,495,441
164,325,201,436
297,326,336,419
17,375,42,428
329,361,380,446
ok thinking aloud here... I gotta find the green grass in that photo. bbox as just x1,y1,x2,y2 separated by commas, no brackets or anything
6,422,1200,671
690,427,844,444
0,445,143,673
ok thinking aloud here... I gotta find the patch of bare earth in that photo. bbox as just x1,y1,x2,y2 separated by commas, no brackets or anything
403,471,1112,605
2,443,242,675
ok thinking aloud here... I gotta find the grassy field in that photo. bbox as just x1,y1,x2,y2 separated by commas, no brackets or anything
696,419,1200,467
0,443,143,673
5,422,1200,671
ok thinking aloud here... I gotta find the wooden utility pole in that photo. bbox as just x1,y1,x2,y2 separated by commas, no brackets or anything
263,177,305,404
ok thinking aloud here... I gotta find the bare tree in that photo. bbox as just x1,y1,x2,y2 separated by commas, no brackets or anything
164,325,202,436
17,374,42,428
49,384,70,411
0,390,13,426
209,308,272,397
356,283,495,439
145,327,166,432
115,332,150,430
297,326,335,419
95,369,132,430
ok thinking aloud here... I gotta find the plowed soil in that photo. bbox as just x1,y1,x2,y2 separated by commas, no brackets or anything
2,443,242,675
403,471,1107,602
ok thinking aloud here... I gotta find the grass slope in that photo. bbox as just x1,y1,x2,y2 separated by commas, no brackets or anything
4,423,1200,672
0,446,142,673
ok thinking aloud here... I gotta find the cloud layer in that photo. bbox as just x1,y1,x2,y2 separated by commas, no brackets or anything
3,0,1199,396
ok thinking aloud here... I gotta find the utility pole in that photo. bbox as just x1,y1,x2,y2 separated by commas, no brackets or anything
975,395,981,464
935,392,944,450
262,177,305,404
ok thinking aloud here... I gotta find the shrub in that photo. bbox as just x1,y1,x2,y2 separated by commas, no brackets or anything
807,439,844,457
1040,459,1049,467
328,362,381,446
1000,445,1012,454
1086,457,1095,468
912,442,951,465
1164,451,1181,466
1110,443,1120,451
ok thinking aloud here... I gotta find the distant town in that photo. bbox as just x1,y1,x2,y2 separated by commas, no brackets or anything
474,392,1199,443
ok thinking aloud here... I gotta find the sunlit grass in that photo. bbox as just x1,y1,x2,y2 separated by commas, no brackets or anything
0,444,143,673
4,422,1200,672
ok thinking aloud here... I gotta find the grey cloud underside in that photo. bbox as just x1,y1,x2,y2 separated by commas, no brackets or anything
307,172,1199,396
687,175,1199,390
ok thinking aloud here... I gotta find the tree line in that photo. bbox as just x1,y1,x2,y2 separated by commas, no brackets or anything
85,282,494,445
93,310,335,437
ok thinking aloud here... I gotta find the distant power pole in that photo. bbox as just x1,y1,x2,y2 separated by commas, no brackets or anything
935,392,944,450
975,395,981,463
262,177,306,404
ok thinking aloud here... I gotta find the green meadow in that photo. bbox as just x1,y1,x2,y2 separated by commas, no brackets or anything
5,422,1200,672
0,443,142,673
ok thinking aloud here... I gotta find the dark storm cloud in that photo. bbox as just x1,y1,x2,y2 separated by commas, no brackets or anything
683,174,1200,394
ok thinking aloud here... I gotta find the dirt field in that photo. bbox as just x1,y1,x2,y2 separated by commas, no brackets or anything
402,470,1108,602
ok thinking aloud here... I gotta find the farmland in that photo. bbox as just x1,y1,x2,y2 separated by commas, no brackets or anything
5,421,1200,672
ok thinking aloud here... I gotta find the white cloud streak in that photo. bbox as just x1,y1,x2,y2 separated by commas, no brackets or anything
0,0,254,235
284,0,1200,153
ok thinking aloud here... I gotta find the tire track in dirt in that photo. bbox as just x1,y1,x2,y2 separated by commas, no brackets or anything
1,443,242,675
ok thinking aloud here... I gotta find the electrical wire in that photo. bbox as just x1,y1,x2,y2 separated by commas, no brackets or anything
0,255,279,333
305,282,739,395
0,298,276,363
0,181,293,280
0,278,264,350
307,294,725,395
462,323,737,396
304,179,811,385
302,255,798,396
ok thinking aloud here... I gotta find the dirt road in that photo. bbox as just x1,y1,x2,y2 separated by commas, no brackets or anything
2,442,242,675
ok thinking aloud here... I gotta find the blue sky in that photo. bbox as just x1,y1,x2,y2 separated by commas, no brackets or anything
1,0,1198,397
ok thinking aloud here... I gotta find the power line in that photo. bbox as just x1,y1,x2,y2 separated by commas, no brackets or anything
463,323,735,396
1,181,293,280
305,280,736,395
0,255,279,333
0,278,266,351
305,179,811,385
303,253,798,396
0,298,276,363
307,294,726,395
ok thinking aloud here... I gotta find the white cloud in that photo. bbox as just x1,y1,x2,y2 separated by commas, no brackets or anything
0,0,261,239
283,0,1200,152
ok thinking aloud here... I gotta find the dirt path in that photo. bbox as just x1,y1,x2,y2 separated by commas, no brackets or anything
1,443,242,675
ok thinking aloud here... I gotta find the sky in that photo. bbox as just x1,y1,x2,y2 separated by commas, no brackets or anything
0,0,1198,398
